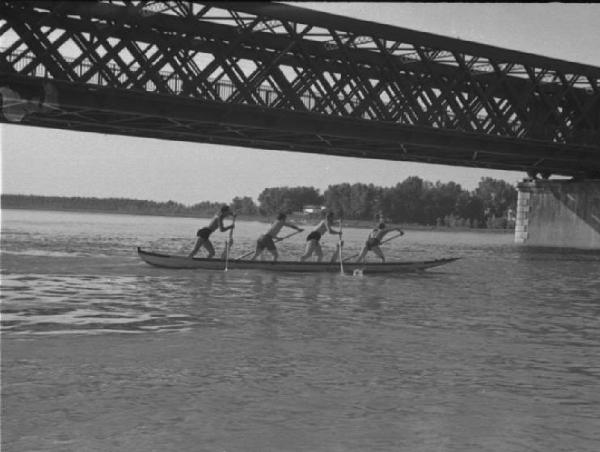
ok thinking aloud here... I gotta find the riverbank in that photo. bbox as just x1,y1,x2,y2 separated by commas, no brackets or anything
1,206,514,233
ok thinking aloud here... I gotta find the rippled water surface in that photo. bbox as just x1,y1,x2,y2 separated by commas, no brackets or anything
2,209,600,451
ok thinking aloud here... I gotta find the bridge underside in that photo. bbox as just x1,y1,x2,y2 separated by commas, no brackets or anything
1,1,599,177
3,75,598,178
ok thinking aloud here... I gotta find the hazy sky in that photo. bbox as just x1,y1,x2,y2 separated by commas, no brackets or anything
2,3,599,205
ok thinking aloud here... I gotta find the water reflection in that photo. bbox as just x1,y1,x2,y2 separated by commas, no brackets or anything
301,274,330,318
248,271,279,295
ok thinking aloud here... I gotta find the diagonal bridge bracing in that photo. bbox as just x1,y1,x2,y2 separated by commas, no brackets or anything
1,1,599,178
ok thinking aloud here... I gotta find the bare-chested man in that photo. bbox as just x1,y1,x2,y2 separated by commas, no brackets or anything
251,213,303,262
188,205,235,258
356,219,403,263
300,211,341,262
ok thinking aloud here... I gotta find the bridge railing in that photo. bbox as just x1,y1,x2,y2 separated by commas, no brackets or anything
3,49,511,128
4,49,318,108
4,48,584,142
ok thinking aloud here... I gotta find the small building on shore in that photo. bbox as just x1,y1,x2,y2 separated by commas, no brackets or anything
302,205,326,215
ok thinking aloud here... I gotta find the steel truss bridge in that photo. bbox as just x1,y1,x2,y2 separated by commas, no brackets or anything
1,1,599,178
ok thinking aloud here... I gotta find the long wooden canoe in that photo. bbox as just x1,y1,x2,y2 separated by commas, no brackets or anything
137,247,459,274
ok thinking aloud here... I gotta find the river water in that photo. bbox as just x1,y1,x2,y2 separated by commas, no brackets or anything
1,209,599,451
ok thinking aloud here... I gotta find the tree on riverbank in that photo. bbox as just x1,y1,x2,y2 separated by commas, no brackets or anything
475,177,518,217
231,196,258,215
0,194,223,217
257,186,322,215
2,176,518,228
319,177,515,227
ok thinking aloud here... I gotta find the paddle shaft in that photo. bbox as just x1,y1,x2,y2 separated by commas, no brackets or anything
342,231,405,262
338,219,344,274
275,229,303,243
224,217,236,271
235,229,303,260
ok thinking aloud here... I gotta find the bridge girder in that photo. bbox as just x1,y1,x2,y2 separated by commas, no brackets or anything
1,1,599,177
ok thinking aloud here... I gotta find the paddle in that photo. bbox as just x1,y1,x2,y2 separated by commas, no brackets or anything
338,218,344,274
274,229,303,243
342,231,405,262
235,229,303,261
224,216,236,271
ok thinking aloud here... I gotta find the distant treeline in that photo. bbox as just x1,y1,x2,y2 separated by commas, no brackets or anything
2,176,518,228
1,194,224,217
255,177,517,228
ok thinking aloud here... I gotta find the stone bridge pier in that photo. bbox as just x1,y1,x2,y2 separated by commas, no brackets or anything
515,179,600,249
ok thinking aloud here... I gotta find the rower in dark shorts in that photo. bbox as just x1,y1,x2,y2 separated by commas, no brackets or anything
188,205,235,258
356,216,403,263
300,211,341,262
251,213,303,262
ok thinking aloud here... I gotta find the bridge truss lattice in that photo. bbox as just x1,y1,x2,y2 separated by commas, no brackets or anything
1,1,599,177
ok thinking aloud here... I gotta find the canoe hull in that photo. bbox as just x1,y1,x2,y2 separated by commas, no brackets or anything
137,248,459,274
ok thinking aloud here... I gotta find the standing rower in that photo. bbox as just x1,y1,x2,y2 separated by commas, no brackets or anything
188,205,235,258
300,211,341,262
251,213,303,262
356,216,404,263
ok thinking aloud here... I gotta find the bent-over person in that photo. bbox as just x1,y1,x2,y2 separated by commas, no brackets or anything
188,205,235,258
300,211,341,262
251,213,303,262
356,220,403,263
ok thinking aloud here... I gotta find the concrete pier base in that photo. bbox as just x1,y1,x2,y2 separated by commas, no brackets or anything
515,179,600,249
